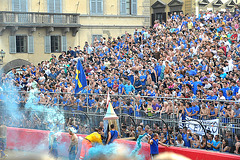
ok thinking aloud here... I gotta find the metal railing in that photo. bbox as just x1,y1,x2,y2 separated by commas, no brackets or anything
0,90,240,153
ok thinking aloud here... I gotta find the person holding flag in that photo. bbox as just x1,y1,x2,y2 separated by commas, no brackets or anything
75,59,87,94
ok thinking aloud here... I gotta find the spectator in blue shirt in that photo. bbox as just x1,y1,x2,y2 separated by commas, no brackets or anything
112,98,120,115
185,102,192,117
207,134,214,150
134,76,142,94
88,95,95,109
211,135,221,151
191,101,200,119
186,66,197,76
182,127,192,148
192,76,202,95
124,80,135,95
140,71,147,88
118,79,125,95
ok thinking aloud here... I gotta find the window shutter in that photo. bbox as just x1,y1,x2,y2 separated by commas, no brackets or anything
120,0,126,15
61,36,67,52
28,36,34,53
55,0,62,13
131,0,137,15
53,0,62,23
45,36,51,53
90,0,96,14
126,0,130,14
12,0,20,11
48,0,55,13
20,0,27,12
18,0,28,22
97,0,103,14
9,36,16,54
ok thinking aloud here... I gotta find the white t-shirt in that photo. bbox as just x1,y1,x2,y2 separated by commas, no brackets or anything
176,140,184,147
39,76,45,85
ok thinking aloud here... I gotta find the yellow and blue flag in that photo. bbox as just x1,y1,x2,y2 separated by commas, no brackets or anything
75,59,87,93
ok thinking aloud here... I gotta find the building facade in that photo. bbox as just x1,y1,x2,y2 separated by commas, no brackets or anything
197,0,237,13
0,0,150,72
150,0,192,25
150,0,238,26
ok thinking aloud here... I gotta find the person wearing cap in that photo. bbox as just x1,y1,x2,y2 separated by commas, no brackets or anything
79,127,103,159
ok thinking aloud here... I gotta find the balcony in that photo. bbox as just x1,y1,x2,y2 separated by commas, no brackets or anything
0,11,81,27
0,11,81,36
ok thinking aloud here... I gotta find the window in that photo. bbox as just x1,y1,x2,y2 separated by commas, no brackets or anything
92,35,102,45
45,36,66,53
12,0,28,11
120,0,137,15
90,0,103,14
51,36,61,53
16,36,27,53
9,36,34,54
12,0,28,22
48,0,62,23
48,0,62,13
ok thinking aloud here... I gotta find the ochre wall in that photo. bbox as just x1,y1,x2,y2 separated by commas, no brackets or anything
1,28,75,65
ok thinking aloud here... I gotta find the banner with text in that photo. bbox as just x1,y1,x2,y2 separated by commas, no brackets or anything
179,116,219,136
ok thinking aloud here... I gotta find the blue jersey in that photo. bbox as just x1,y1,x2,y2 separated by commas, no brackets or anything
109,130,118,144
182,133,191,147
212,140,220,151
150,139,159,154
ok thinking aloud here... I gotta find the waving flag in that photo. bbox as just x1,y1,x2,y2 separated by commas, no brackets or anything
75,59,87,93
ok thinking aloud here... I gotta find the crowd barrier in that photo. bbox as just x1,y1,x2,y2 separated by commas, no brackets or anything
6,127,240,160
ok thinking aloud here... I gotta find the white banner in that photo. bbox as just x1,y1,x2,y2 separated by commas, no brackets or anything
179,116,219,136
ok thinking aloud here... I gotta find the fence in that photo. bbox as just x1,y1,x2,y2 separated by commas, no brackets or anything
0,90,240,151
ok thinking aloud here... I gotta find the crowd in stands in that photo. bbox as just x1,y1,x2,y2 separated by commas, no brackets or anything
1,8,240,121
1,6,240,155
126,122,240,154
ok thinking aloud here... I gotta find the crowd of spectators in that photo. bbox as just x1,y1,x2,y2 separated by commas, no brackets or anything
2,8,240,121
1,6,240,154
121,122,240,154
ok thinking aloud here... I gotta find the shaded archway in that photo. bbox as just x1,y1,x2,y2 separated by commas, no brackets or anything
2,59,31,74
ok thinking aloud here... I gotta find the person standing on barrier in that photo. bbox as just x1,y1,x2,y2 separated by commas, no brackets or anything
68,128,78,160
0,122,7,159
148,133,169,159
49,132,58,159
106,124,119,144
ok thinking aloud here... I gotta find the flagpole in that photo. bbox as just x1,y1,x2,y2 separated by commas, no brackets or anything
87,85,89,113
